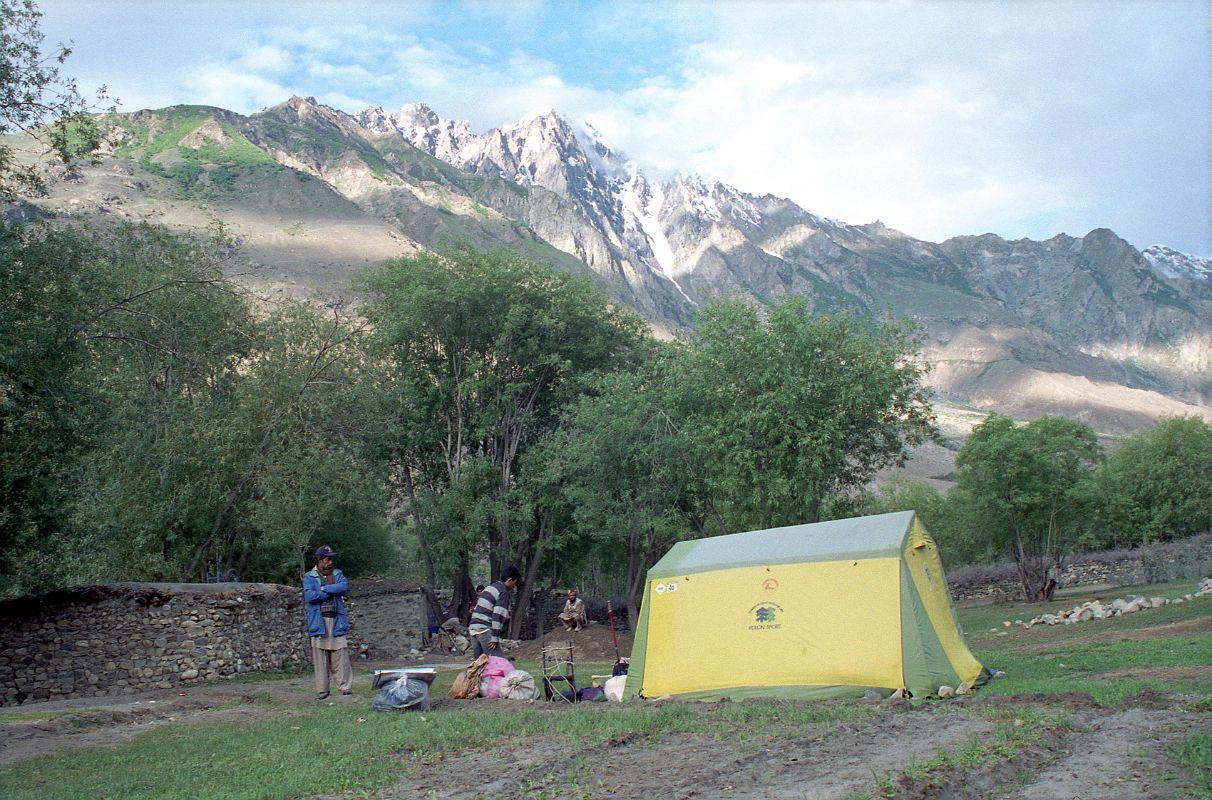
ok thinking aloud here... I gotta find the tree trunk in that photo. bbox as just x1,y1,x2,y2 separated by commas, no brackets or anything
454,559,476,625
399,463,436,586
531,588,545,644
624,525,654,627
419,584,449,628
1016,552,1058,602
1014,530,1062,602
508,508,551,639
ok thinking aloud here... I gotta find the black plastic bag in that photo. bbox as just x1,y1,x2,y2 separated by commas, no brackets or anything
372,676,431,711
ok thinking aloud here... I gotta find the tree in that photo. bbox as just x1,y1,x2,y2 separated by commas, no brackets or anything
552,358,700,624
1,221,395,593
233,302,394,581
0,222,109,589
359,244,647,606
673,298,937,530
950,414,1102,601
0,0,111,196
1093,416,1212,547
834,476,981,566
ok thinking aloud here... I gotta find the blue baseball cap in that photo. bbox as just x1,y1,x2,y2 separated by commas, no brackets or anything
315,545,337,560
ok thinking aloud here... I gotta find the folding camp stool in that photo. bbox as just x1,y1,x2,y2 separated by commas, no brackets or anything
540,640,577,702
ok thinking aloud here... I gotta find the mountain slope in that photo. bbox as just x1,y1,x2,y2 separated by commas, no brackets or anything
10,96,1212,433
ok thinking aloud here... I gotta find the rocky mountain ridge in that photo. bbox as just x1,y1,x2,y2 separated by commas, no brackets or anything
12,95,1212,434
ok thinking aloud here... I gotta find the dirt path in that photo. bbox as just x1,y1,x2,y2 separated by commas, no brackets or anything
2,668,1207,798
372,692,1211,800
0,658,473,766
1006,707,1210,800
0,677,313,765
380,706,995,800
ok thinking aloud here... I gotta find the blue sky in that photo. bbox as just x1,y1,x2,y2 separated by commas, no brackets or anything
43,1,1212,257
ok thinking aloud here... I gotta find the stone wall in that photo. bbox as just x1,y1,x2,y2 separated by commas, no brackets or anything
344,578,427,660
948,563,1130,604
519,590,632,638
0,582,309,706
947,533,1212,602
0,579,430,706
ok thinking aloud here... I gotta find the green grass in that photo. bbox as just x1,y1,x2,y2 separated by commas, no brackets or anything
956,583,1212,704
248,113,398,181
956,578,1202,635
975,634,1211,701
1172,732,1212,798
901,708,1068,777
874,707,1074,798
0,692,872,800
0,581,1207,799
0,707,87,722
222,666,307,685
111,108,284,198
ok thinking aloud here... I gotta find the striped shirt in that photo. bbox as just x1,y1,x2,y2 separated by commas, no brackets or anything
468,581,512,642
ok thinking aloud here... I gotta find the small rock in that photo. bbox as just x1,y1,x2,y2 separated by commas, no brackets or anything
937,685,954,698
955,683,972,695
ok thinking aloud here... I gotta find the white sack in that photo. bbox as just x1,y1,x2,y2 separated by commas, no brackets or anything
604,675,627,702
499,669,538,701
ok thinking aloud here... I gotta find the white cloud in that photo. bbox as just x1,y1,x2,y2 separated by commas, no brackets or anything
568,2,1210,252
37,0,1212,255
188,66,293,114
243,45,293,75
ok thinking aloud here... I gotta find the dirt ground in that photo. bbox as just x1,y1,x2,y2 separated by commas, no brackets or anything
382,699,1210,800
2,626,1209,799
512,621,634,663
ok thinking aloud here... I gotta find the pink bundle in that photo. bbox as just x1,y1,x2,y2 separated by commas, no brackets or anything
478,655,514,698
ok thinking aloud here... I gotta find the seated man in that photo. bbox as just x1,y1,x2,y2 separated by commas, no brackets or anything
558,589,586,631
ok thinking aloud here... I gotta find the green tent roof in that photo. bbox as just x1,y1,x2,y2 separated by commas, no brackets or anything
648,510,915,579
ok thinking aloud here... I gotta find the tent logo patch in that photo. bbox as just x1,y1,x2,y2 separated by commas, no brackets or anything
761,578,779,591
653,581,678,595
748,603,783,630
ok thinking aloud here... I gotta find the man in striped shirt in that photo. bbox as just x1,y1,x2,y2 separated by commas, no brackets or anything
468,565,521,658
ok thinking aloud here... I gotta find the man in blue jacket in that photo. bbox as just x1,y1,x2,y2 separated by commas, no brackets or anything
303,545,352,699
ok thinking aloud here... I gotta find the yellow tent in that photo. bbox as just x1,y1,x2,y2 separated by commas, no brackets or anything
626,511,988,699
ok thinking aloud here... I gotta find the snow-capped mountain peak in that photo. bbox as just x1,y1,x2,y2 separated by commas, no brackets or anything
1143,245,1212,283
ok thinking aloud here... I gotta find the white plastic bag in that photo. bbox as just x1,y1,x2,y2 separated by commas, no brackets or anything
604,674,627,702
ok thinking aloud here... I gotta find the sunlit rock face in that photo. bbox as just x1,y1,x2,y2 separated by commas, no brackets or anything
25,96,1212,432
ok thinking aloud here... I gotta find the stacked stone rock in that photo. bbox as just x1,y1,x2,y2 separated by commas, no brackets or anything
949,549,1212,603
342,578,427,660
1006,577,1210,628
0,583,310,706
